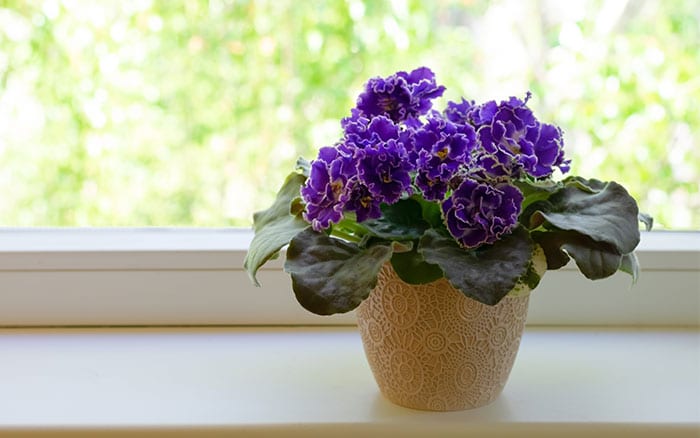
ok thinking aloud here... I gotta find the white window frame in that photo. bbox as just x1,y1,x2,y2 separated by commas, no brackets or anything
0,228,697,327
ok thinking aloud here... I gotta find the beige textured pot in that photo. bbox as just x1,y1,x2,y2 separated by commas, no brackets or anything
356,261,541,411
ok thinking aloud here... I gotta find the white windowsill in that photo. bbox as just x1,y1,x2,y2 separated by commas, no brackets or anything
0,326,698,437
0,229,698,327
0,228,697,268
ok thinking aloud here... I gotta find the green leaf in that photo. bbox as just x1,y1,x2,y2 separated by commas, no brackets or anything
332,215,371,244
509,244,547,297
284,228,394,315
244,172,308,286
619,252,640,283
638,212,654,231
513,179,562,213
390,241,444,284
361,198,429,240
411,195,444,229
519,258,543,291
296,156,311,177
529,179,641,254
532,230,623,279
529,231,572,270
524,178,646,281
390,240,414,253
562,176,607,192
418,227,534,306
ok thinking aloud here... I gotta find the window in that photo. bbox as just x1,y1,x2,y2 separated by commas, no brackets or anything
0,2,697,327
0,0,697,228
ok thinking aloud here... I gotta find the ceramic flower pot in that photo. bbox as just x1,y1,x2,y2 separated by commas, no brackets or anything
356,263,535,411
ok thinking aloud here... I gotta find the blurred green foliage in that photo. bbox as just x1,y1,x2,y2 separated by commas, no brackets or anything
0,0,698,228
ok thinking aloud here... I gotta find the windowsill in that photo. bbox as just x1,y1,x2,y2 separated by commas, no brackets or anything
1,229,698,327
1,326,698,437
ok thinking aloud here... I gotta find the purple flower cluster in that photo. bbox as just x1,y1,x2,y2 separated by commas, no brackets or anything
356,66,446,122
301,67,570,248
412,112,477,201
301,112,414,230
446,93,570,179
442,178,523,248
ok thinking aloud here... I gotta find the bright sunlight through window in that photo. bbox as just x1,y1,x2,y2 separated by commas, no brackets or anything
0,0,697,228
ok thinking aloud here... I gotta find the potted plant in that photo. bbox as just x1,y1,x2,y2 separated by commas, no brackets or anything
244,67,651,411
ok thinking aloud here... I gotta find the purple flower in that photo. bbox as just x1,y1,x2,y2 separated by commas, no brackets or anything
300,146,354,231
470,100,499,125
342,112,404,150
301,112,417,229
300,67,569,240
446,97,498,126
412,112,477,200
340,113,415,205
344,181,382,222
444,98,476,124
357,139,413,204
355,67,445,123
525,122,571,177
468,93,569,179
442,178,523,248
472,94,536,177
414,112,476,174
415,171,452,201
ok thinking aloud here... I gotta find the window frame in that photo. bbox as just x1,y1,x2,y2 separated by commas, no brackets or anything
0,228,697,327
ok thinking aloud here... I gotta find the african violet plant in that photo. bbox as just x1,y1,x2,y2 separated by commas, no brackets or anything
244,67,651,315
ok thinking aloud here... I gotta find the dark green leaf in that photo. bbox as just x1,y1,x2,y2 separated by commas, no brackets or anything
284,228,394,315
361,198,429,240
244,172,308,286
519,257,543,290
529,179,641,254
530,231,571,270
562,176,607,192
533,230,623,279
522,199,554,229
390,242,444,284
563,240,622,279
419,227,534,305
411,195,444,229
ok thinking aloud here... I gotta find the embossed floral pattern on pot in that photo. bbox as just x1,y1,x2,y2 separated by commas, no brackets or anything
356,263,531,411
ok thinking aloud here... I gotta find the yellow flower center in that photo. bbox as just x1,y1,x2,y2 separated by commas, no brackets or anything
331,180,344,199
378,96,397,112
